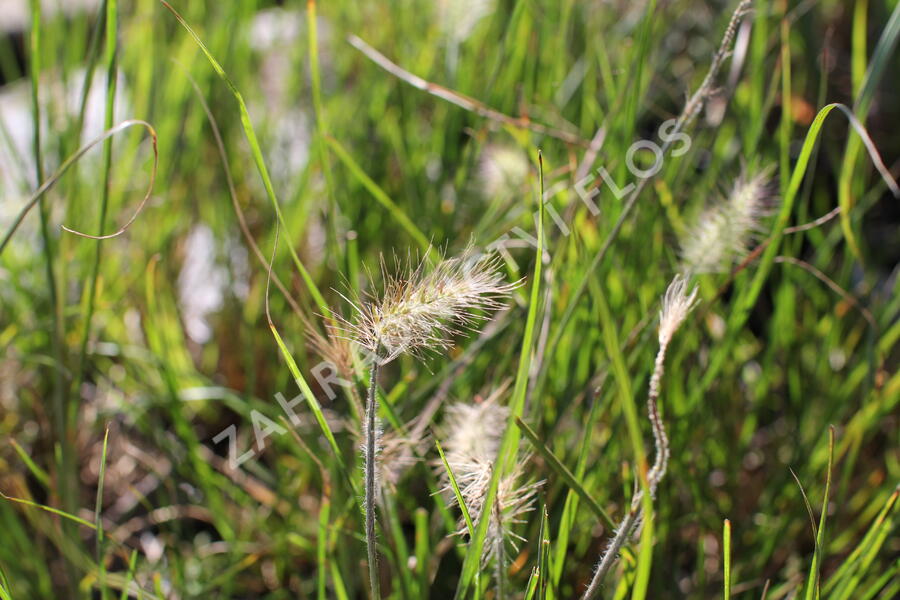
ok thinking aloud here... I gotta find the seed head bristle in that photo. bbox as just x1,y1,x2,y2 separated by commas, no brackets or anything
442,393,509,464
338,248,518,364
438,396,542,565
681,170,776,273
658,274,699,347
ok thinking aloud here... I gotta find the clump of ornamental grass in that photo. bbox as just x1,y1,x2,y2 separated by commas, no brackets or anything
336,247,517,600
437,393,542,596
680,170,776,273
581,274,698,600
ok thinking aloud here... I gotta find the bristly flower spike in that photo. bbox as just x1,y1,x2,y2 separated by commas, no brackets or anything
648,274,698,491
681,170,776,274
343,247,517,600
438,394,542,578
338,248,518,364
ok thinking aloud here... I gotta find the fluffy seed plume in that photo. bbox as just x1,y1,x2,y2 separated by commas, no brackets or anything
437,0,496,43
442,393,510,464
681,170,775,273
478,144,530,199
658,274,700,347
339,249,518,364
438,394,542,567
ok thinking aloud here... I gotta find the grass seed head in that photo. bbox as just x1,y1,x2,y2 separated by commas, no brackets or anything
438,395,542,565
442,393,509,464
339,248,518,364
659,274,699,346
681,170,776,273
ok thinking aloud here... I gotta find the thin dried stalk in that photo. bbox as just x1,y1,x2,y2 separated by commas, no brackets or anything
581,276,698,599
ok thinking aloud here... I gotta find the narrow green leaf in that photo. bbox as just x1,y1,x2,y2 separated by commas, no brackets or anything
456,150,545,598
157,0,331,319
515,417,614,530
325,135,434,257
269,323,344,468
436,440,475,539
0,492,97,530
804,427,834,600
723,519,732,599
9,439,50,489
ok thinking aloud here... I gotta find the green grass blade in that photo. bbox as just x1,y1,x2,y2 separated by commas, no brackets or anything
524,567,539,600
698,103,898,400
268,323,344,468
157,0,331,320
9,439,50,489
538,504,550,600
94,424,111,600
723,519,732,599
515,417,614,529
0,492,97,530
73,0,118,449
119,550,138,600
827,486,899,600
456,151,545,598
414,507,431,597
435,440,475,539
325,135,434,256
803,427,835,600
837,1,900,259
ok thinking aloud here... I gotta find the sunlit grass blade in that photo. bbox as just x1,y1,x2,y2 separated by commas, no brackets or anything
157,0,332,320
837,2,900,259
538,503,550,600
0,562,13,600
825,486,898,600
515,416,614,530
698,102,899,400
435,440,476,539
456,151,544,598
723,519,732,599
414,508,430,596
94,424,110,600
0,492,98,530
803,426,834,600
9,439,50,489
524,567,540,600
269,319,345,468
325,135,434,256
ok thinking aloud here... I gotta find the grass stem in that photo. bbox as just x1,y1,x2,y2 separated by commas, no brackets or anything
365,359,382,600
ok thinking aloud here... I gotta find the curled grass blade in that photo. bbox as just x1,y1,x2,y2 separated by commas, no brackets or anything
1,118,157,255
